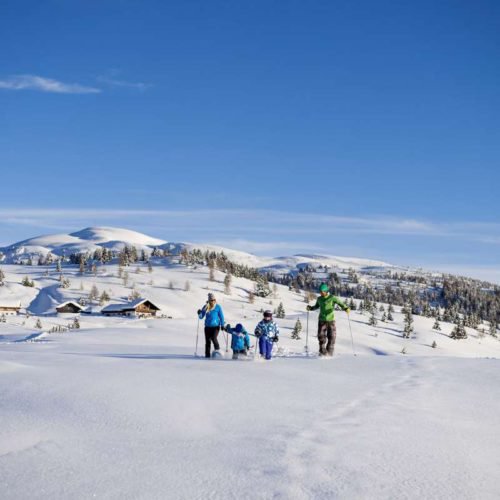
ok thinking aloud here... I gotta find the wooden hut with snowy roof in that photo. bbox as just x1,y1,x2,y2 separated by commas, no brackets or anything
101,298,160,318
56,301,84,314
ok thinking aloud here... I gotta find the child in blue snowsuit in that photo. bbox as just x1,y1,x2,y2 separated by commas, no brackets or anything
225,323,251,359
254,310,279,360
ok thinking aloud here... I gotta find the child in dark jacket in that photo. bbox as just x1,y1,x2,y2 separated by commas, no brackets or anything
225,323,251,359
254,310,279,360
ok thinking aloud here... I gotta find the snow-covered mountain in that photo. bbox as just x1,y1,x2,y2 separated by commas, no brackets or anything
0,227,167,263
0,226,399,274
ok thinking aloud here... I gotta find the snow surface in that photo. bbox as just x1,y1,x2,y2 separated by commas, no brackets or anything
1,258,500,499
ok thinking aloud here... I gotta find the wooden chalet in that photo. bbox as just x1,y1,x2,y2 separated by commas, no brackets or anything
56,301,84,314
0,304,21,316
101,299,160,318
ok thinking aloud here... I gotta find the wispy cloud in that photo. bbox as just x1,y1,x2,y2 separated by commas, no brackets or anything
97,76,152,91
0,208,499,245
0,75,101,94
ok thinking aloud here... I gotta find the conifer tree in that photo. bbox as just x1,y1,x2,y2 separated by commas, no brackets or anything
35,318,43,329
254,276,271,298
450,319,467,339
369,311,378,326
291,318,302,340
89,285,99,303
489,322,498,337
433,319,441,331
224,273,232,295
276,302,286,319
99,290,110,305
403,310,413,339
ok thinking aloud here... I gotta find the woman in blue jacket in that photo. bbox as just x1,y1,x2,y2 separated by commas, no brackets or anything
197,293,225,358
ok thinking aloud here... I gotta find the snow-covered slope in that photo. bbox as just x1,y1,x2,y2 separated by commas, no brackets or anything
1,247,499,499
0,227,399,274
0,226,168,263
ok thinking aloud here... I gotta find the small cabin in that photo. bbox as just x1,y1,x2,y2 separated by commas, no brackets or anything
101,299,160,318
56,301,84,314
0,305,21,316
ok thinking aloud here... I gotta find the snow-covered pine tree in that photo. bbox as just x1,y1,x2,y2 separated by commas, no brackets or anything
489,322,498,337
387,310,394,321
73,317,80,329
22,276,34,287
99,290,110,305
276,302,286,319
224,273,232,295
369,311,378,326
381,312,387,322
147,262,153,273
450,319,467,339
89,285,99,303
35,318,42,329
403,310,413,339
0,267,4,286
184,280,191,292
433,319,441,331
254,276,271,298
291,318,302,340
431,341,437,348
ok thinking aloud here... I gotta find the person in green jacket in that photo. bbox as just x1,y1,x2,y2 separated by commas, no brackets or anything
306,283,350,356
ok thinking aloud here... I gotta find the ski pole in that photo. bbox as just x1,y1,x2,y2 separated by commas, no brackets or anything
195,317,200,357
305,311,310,356
347,312,356,356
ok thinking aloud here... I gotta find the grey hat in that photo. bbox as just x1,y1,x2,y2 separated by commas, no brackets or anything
208,293,216,301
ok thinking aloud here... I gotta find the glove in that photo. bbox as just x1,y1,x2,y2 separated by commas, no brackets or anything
306,305,312,311
273,336,279,343
197,309,202,316
222,323,228,331
345,308,351,314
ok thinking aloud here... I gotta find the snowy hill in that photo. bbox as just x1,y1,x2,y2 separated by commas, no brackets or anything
0,226,402,276
0,227,167,263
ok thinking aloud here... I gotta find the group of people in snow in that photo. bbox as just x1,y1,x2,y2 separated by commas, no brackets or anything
197,283,350,360
197,293,279,360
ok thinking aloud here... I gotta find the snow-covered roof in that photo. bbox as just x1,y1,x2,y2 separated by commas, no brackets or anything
56,301,84,311
101,298,160,313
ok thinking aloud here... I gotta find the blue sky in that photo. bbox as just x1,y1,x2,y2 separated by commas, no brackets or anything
1,1,499,281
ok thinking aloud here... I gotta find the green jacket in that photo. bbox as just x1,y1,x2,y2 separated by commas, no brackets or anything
310,294,348,322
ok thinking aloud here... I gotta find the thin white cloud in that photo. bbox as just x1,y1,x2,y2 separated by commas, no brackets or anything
0,208,499,245
97,76,152,91
0,75,101,94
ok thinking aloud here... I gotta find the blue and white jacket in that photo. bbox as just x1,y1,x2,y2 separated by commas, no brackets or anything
199,303,225,328
226,326,251,351
255,320,279,340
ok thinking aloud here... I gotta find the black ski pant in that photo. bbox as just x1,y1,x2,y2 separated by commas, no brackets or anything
318,321,337,355
205,326,220,358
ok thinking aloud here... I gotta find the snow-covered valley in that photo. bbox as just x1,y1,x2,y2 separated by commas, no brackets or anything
1,228,499,499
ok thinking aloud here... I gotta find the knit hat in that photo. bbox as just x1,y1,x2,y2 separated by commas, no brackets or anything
235,323,243,333
208,293,216,301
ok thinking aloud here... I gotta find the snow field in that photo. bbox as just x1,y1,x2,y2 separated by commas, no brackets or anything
1,259,500,499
